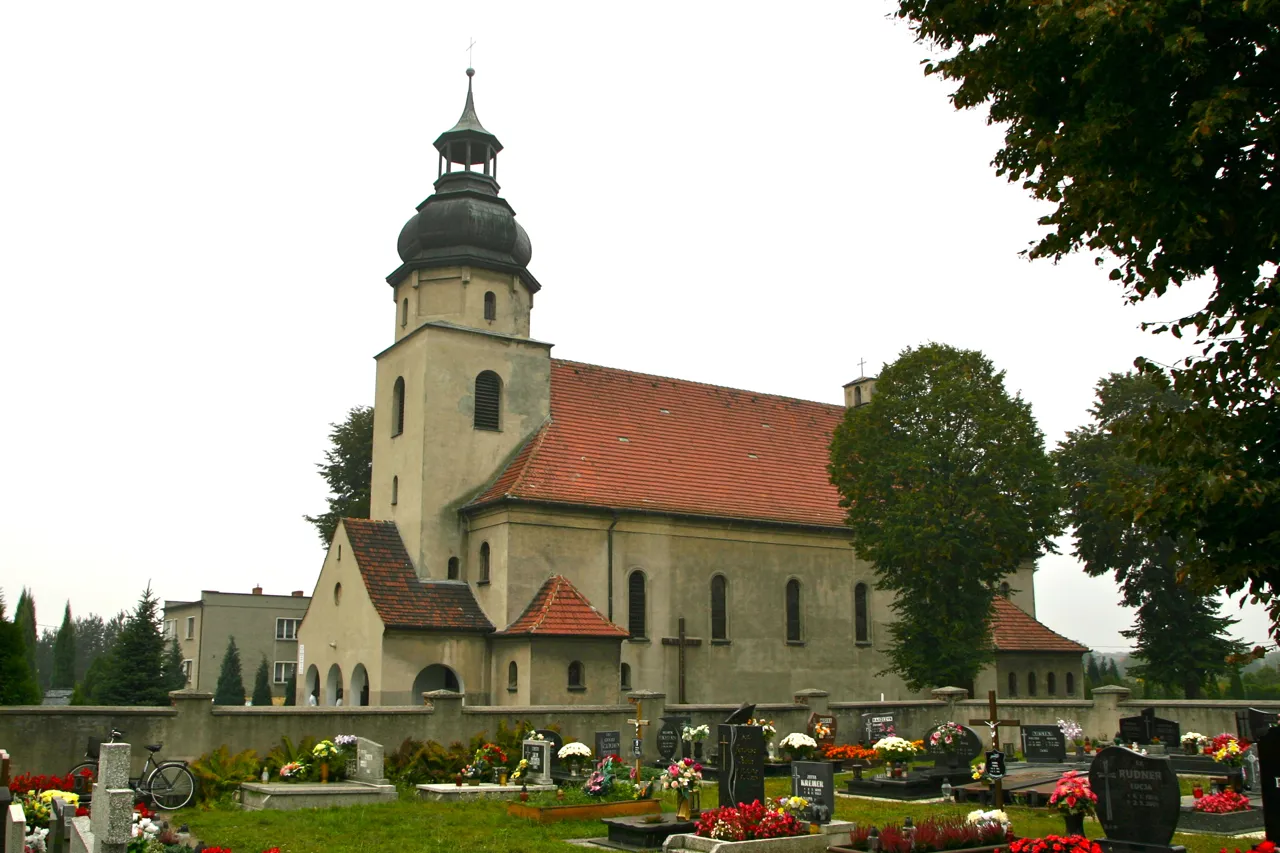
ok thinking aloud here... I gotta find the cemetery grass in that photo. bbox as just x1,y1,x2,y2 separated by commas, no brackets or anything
178,777,1241,853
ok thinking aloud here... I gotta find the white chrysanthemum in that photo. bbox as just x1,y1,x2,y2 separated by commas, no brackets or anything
779,732,817,749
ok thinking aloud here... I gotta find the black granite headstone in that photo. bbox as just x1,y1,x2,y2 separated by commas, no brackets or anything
1257,726,1280,841
596,730,622,761
791,760,835,820
862,711,897,743
1243,709,1280,742
534,729,564,766
1089,746,1181,846
924,724,983,764
1119,716,1149,744
1022,725,1068,763
718,724,766,808
657,718,684,761
984,750,1007,779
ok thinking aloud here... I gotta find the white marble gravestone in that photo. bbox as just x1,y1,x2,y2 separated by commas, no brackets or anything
521,739,553,786
353,737,389,785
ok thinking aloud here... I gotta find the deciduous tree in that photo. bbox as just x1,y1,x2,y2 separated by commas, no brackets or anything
304,406,373,546
893,0,1280,634
214,636,245,706
829,343,1061,691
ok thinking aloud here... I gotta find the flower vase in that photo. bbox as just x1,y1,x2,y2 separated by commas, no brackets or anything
570,763,580,778
1229,771,1244,793
320,762,330,784
467,777,481,786
1064,813,1085,836
694,741,704,761
498,770,509,786
892,762,906,779
1184,743,1199,756
676,794,692,821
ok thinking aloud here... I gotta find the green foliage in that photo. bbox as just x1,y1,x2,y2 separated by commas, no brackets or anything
15,589,37,689
1056,373,1245,698
251,656,273,707
95,585,169,706
189,745,260,805
1230,667,1249,699
52,604,76,690
161,636,186,693
829,343,1061,691
213,637,245,706
282,672,297,706
385,737,470,785
304,405,374,546
265,735,319,775
894,0,1280,636
71,656,106,705
0,600,41,705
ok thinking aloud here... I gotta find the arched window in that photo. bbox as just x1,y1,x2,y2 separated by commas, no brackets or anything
1047,672,1057,695
785,579,802,642
474,371,501,431
401,297,408,327
620,663,632,690
627,571,646,639
854,583,870,643
392,377,406,436
1008,672,1018,697
484,291,496,321
853,386,863,406
1000,581,1011,597
710,575,727,641
391,476,398,506
447,557,459,580
568,660,584,688
479,542,491,584
1066,672,1076,695
1028,671,1038,696
507,661,518,690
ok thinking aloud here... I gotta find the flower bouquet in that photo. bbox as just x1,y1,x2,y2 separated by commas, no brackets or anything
661,757,704,819
584,755,626,798
1181,732,1208,755
873,736,919,776
312,739,341,783
510,758,530,782
683,724,711,759
279,761,307,782
779,732,818,761
558,741,592,776
335,733,358,776
1058,719,1084,747
1210,733,1248,767
966,809,1010,830
814,720,832,740
1049,770,1097,835
928,722,967,753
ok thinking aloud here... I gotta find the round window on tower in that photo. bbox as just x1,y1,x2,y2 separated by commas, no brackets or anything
334,583,343,606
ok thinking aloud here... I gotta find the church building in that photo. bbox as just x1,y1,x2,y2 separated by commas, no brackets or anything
296,70,1087,708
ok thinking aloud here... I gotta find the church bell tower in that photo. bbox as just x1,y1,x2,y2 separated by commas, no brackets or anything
367,69,552,579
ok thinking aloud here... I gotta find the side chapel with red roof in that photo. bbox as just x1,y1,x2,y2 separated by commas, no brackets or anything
295,71,1087,709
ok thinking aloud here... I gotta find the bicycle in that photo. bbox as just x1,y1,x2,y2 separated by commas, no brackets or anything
69,728,197,811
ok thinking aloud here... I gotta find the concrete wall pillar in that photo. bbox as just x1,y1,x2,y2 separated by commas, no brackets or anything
794,689,830,716
1089,686,1131,742
931,686,969,723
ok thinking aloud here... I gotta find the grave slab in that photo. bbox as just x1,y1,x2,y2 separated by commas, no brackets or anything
661,820,853,853
416,782,555,802
240,781,398,811
1176,794,1264,835
597,814,696,850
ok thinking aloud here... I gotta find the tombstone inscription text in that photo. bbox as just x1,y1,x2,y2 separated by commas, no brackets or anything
596,730,622,761
791,760,835,821
718,724,765,809
1022,725,1067,763
1089,746,1181,847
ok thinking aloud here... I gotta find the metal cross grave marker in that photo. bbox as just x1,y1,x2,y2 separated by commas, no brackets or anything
970,690,1020,809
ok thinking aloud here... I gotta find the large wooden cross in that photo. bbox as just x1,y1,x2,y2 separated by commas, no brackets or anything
661,617,701,703
969,690,1020,808
627,696,650,782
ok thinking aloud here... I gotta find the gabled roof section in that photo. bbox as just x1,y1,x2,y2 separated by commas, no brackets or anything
342,519,493,632
496,575,629,638
992,597,1088,653
469,359,848,528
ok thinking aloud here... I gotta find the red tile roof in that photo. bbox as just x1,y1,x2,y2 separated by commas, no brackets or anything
991,597,1088,653
342,519,493,632
470,360,848,527
496,575,629,638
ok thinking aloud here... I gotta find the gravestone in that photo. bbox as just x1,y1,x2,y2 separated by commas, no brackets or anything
5,801,25,853
595,730,622,761
718,724,766,808
1257,725,1280,841
984,750,1007,780
1240,708,1280,742
1242,745,1260,791
924,723,983,767
862,711,897,743
522,739,553,786
91,742,134,853
1022,725,1068,763
791,759,835,820
1119,708,1180,746
807,712,837,748
657,717,685,762
1089,746,1184,852
534,730,563,767
353,737,389,785
723,703,755,725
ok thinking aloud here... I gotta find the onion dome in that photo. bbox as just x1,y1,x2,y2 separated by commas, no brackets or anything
389,69,539,292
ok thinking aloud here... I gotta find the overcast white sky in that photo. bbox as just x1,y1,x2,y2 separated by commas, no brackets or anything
1,1,1269,654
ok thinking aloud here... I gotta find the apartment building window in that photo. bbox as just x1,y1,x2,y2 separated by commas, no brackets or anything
273,661,297,684
181,660,193,684
163,619,176,640
185,616,195,640
276,618,302,640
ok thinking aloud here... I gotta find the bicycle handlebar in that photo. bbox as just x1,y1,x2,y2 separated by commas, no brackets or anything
109,728,124,741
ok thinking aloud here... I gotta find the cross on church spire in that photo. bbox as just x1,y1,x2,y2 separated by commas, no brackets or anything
466,37,477,68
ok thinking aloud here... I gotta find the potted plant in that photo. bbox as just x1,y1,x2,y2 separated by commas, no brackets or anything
1182,732,1208,756
1048,770,1097,836
1058,719,1084,757
659,756,704,820
694,799,804,841
558,741,592,777
928,722,967,768
1010,835,1101,853
873,736,919,778
312,740,341,783
682,724,711,760
779,732,818,762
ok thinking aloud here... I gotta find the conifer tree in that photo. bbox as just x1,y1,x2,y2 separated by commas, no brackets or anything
283,672,297,706
161,636,186,692
15,589,38,690
52,603,76,689
97,585,168,706
0,592,41,705
213,636,245,705
1086,654,1102,685
1229,667,1246,700
251,656,273,707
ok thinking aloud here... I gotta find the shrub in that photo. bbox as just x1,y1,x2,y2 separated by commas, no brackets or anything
846,816,1010,853
695,800,804,840
189,746,260,806
385,737,469,785
264,735,318,777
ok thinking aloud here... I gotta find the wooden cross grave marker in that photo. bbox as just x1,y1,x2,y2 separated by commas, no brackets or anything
661,616,702,703
627,696,650,783
970,690,1020,809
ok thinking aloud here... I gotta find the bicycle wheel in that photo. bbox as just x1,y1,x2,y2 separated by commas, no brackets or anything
146,762,195,810
68,762,98,800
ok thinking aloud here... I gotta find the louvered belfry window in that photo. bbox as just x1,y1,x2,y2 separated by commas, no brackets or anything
710,575,727,641
474,371,501,430
628,571,646,639
785,579,801,642
854,583,869,642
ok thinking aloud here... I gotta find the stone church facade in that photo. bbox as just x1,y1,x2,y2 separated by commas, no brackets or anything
296,70,1087,709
